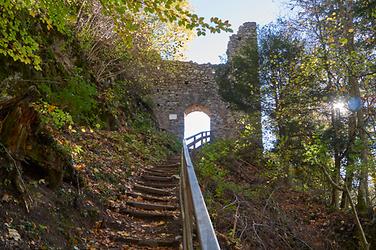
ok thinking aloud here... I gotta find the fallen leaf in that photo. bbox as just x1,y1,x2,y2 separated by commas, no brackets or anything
8,228,21,241
156,221,166,226
74,163,86,171
118,231,130,237
2,193,11,202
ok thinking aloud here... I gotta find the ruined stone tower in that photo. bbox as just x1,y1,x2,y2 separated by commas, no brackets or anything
149,22,262,147
227,22,257,61
224,22,263,149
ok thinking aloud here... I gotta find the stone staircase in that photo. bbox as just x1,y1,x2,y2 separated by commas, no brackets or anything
118,157,182,249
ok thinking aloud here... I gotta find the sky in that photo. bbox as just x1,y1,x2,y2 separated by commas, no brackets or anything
183,1,285,139
185,0,285,64
184,111,210,138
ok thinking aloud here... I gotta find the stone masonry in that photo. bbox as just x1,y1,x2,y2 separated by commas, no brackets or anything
149,22,260,141
226,22,257,61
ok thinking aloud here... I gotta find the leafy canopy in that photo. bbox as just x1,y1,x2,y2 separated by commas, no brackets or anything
0,0,232,70
0,0,71,70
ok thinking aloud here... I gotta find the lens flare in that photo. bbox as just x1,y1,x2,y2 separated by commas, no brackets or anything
348,96,362,112
333,101,346,113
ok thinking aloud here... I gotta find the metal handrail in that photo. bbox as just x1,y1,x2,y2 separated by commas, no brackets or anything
180,134,220,250
185,131,211,150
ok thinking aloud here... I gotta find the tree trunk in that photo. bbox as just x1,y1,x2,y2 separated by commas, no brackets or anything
340,112,356,209
341,0,370,215
340,167,354,209
356,108,370,215
331,106,340,209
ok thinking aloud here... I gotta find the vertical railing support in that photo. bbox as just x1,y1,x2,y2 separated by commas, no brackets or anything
185,131,211,151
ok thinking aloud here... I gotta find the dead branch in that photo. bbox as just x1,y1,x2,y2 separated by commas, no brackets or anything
239,217,248,240
252,221,266,250
262,189,276,214
0,143,33,213
221,195,239,211
232,198,240,239
320,164,370,250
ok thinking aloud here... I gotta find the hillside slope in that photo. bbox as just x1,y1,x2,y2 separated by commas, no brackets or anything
193,141,376,249
0,119,180,249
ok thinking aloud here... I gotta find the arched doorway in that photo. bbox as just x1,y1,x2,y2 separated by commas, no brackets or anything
184,105,211,147
184,111,210,138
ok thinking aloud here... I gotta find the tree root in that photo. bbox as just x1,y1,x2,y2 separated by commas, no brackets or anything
0,143,33,213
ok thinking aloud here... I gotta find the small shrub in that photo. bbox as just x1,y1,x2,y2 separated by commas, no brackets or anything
34,101,73,129
196,140,250,200
38,67,98,124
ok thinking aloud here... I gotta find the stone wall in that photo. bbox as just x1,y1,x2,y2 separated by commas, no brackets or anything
227,22,257,61
149,22,260,142
149,61,243,140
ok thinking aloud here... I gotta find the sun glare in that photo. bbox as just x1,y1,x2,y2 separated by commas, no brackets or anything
333,101,347,113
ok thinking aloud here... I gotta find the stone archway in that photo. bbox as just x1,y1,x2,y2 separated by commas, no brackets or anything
149,61,243,141
148,22,262,143
184,104,211,117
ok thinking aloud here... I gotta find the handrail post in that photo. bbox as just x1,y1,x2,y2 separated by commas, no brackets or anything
185,130,212,151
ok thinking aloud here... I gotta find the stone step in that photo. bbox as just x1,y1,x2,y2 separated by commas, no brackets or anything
135,180,177,189
133,183,174,196
126,200,177,210
153,169,178,173
156,163,180,168
121,207,177,219
141,175,176,182
146,166,178,173
126,192,176,202
142,169,176,177
156,162,180,168
114,236,180,247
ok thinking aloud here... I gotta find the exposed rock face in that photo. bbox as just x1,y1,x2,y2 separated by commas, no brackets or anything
149,22,261,143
